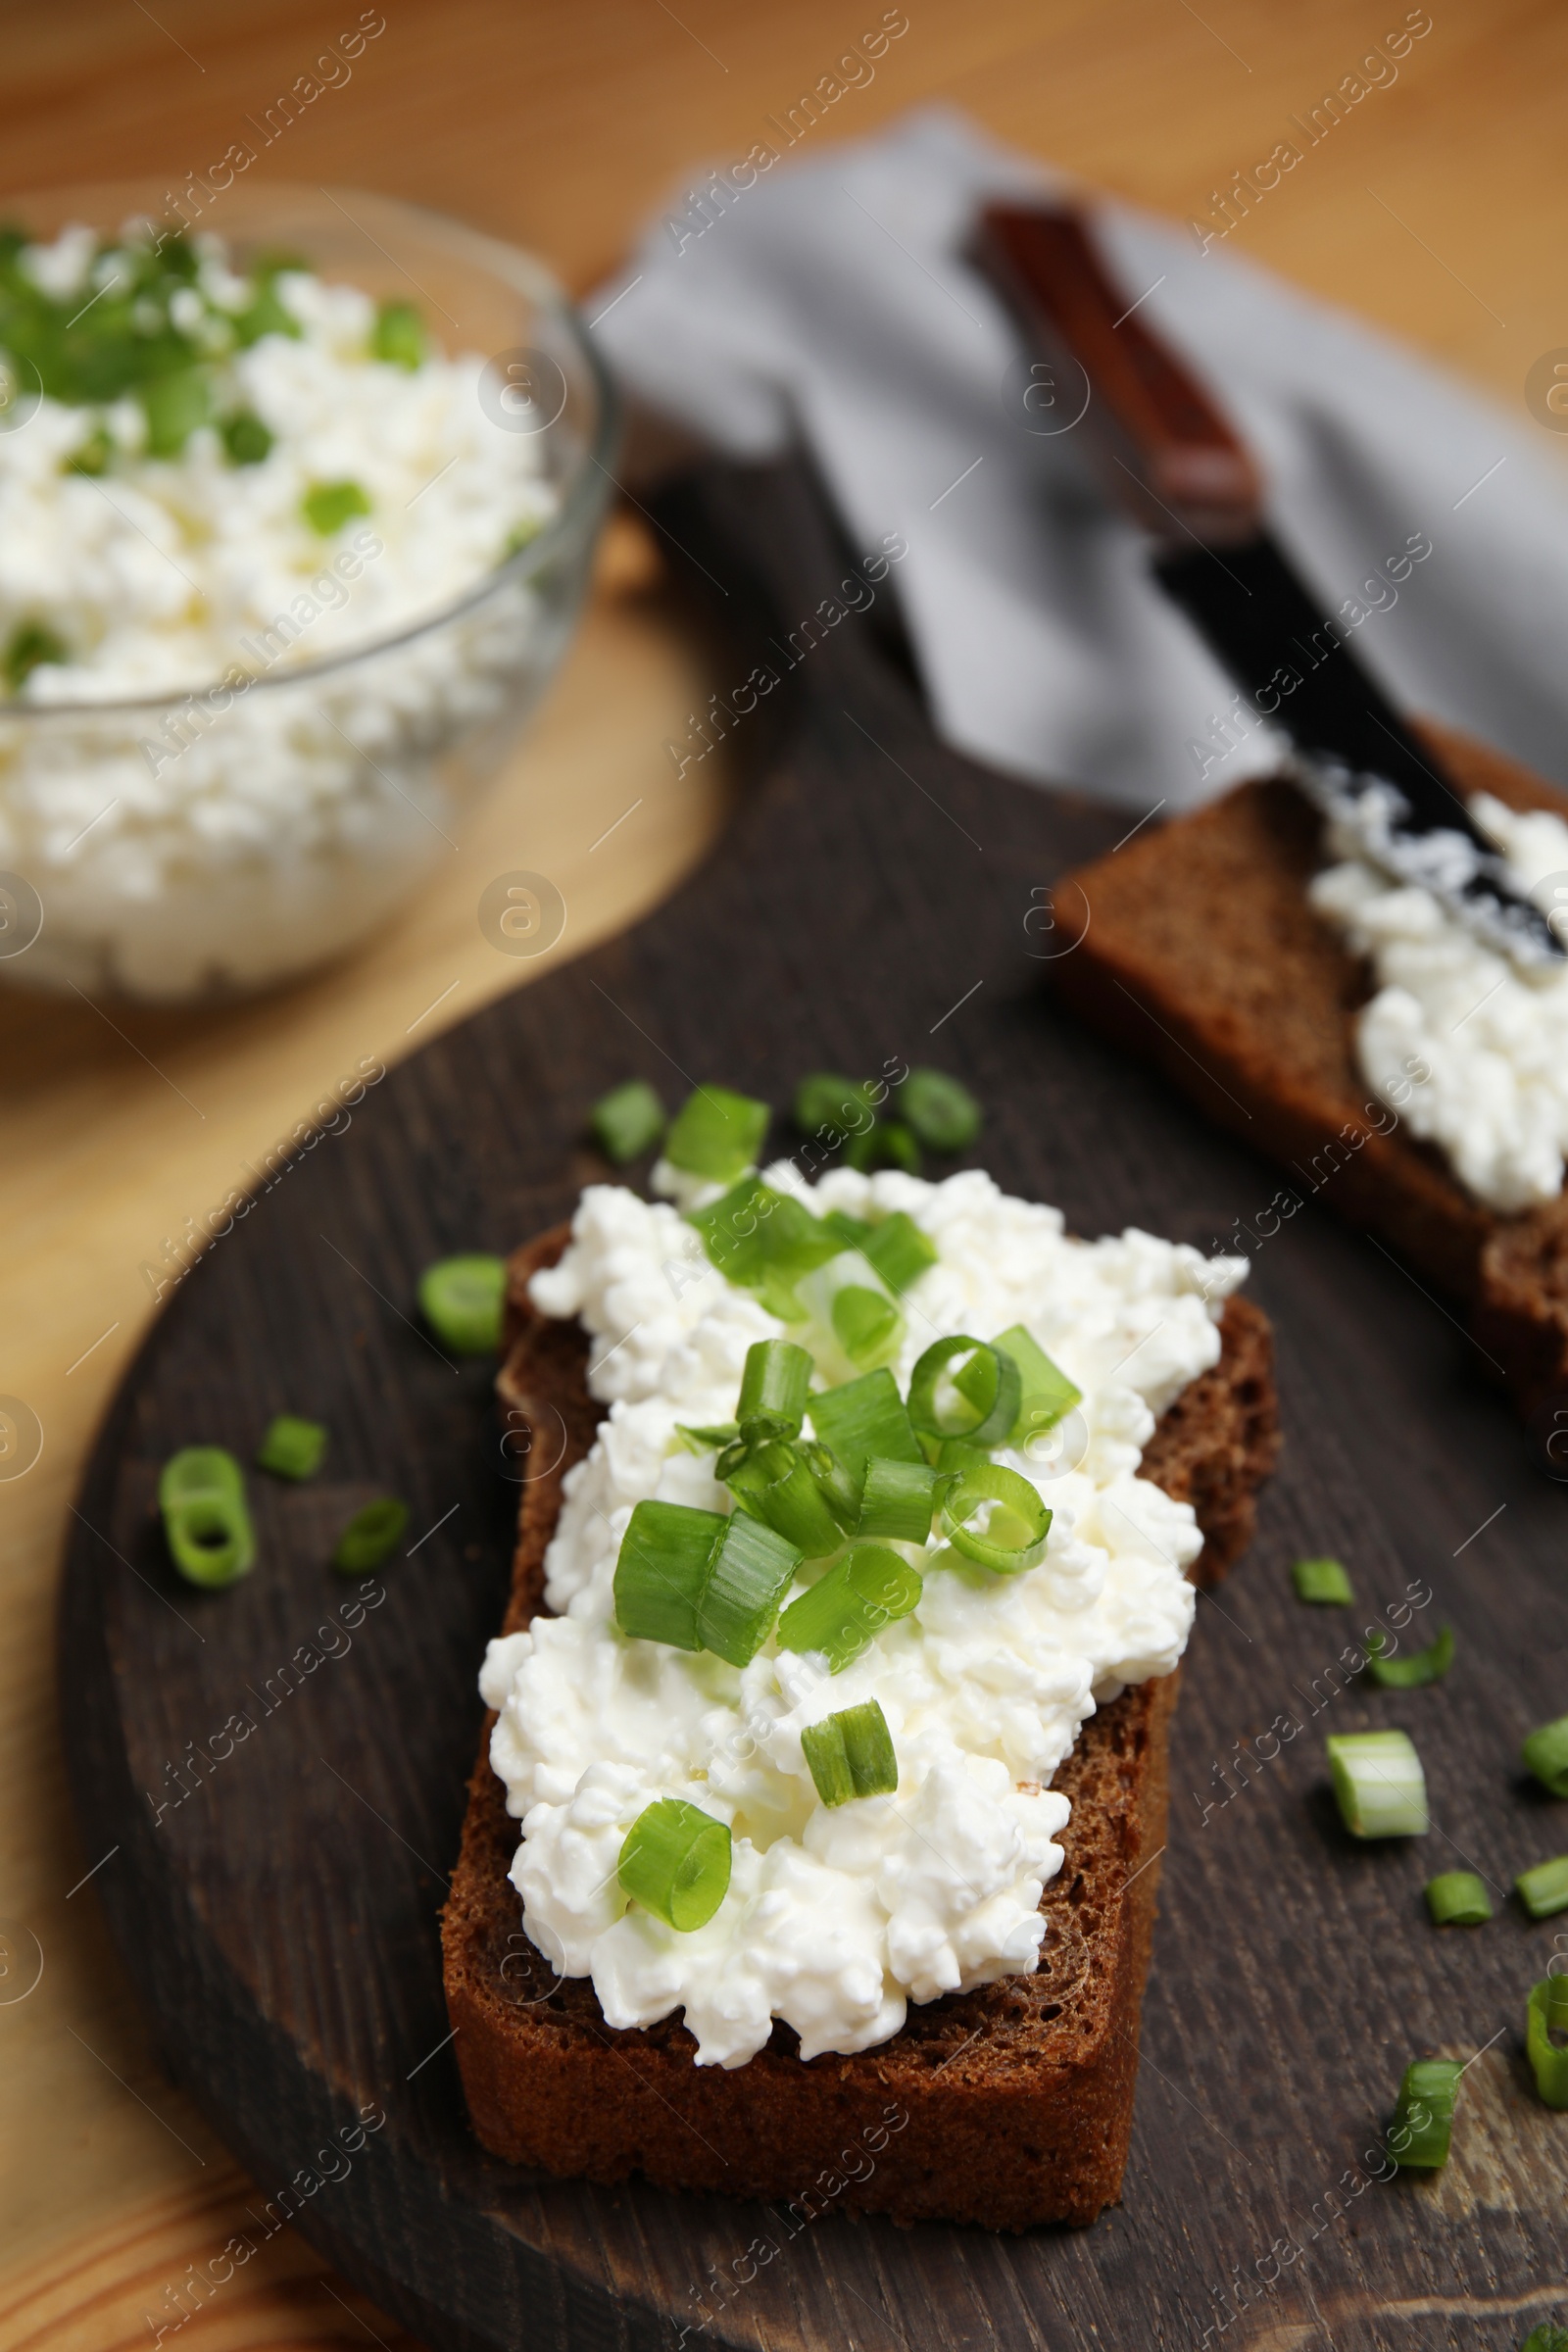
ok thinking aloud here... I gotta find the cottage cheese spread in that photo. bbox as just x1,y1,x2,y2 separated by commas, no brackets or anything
478,1164,1247,2068
1310,793,1568,1211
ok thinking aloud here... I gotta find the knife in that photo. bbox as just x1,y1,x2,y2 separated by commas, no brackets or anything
975,202,1565,965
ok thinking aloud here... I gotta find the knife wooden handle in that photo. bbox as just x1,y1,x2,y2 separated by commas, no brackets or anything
977,203,1264,547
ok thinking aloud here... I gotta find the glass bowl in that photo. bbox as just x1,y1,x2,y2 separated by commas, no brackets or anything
0,180,616,1002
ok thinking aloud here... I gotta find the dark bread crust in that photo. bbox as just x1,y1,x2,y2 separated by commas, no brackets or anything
1051,721,1568,1420
442,1229,1277,2230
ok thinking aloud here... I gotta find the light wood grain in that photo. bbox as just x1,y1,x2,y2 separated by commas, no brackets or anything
1,0,1562,2344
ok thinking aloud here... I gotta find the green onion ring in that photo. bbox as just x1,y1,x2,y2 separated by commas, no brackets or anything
906,1335,1021,1447
939,1462,1052,1574
617,1798,732,1931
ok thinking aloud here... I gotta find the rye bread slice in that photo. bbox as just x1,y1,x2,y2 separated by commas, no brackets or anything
1050,720,1568,1424
441,1227,1278,2231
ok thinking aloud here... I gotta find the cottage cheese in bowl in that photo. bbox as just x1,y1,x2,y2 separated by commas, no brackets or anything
0,188,612,999
480,1163,1247,2068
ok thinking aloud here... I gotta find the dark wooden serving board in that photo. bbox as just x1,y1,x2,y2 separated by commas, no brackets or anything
65,455,1568,2352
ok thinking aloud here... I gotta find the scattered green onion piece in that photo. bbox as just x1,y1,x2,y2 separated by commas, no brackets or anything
591,1078,664,1163
897,1067,981,1152
934,1434,994,1480
1527,1976,1568,2110
846,1119,921,1174
808,1368,922,1486
778,1546,923,1672
737,1338,812,1443
793,1072,874,1137
165,1494,256,1588
371,298,426,369
141,367,211,457
617,1798,731,1932
860,1210,937,1295
418,1253,508,1354
302,477,372,536
1293,1556,1353,1606
1366,1623,1453,1688
686,1179,842,1317
4,619,68,692
65,424,113,476
333,1497,409,1573
612,1498,801,1666
159,1446,246,1512
1325,1729,1428,1838
672,1420,738,1455
1519,2328,1568,2352
1517,1855,1568,1920
232,273,302,347
1522,1713,1568,1798
801,1698,900,1806
723,1439,843,1560
940,1462,1052,1575
831,1284,904,1370
664,1085,769,1182
220,408,273,466
1388,2057,1462,2171
159,1447,255,1588
907,1335,1021,1449
992,1324,1081,1443
256,1414,326,1481
821,1208,872,1251
857,1455,943,1544
1425,1871,1493,1927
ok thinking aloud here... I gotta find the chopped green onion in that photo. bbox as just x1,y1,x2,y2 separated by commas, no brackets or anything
857,1455,943,1544
737,1338,812,1442
256,1414,326,1481
418,1253,507,1353
141,367,211,457
664,1085,769,1182
860,1210,937,1294
303,477,372,536
934,1434,994,1480
1519,2328,1568,2352
992,1324,1081,1443
612,1498,801,1666
1425,1871,1493,1927
158,1445,245,1512
722,1438,843,1559
1326,1730,1428,1838
220,408,273,466
778,1546,922,1672
591,1079,664,1163
808,1368,923,1486
1522,1713,1568,1798
908,1335,1021,1449
65,424,113,476
897,1067,980,1152
801,1699,899,1806
160,1447,255,1588
371,299,426,369
687,1179,842,1317
1388,2057,1462,2170
672,1420,738,1454
333,1497,409,1573
4,619,68,693
232,274,302,347
831,1284,904,1369
1293,1556,1353,1606
1527,1976,1568,2110
1517,1855,1568,1920
800,1438,862,1532
822,1208,872,1250
940,1462,1052,1574
1366,1624,1453,1688
846,1119,921,1174
617,1798,731,1932
793,1072,874,1137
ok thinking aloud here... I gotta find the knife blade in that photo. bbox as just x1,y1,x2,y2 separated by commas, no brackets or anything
976,202,1565,965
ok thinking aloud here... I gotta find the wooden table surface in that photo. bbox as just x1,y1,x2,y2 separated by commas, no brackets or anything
2,3,1563,2344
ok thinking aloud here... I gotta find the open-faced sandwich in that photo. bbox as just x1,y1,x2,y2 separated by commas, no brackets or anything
1052,721,1568,1429
442,1096,1277,2229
